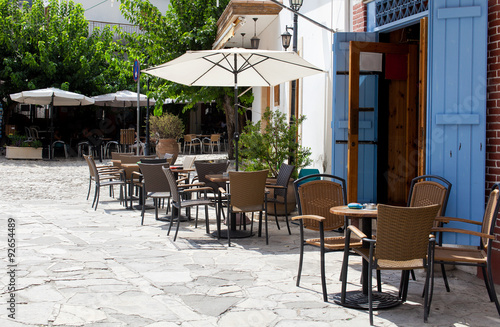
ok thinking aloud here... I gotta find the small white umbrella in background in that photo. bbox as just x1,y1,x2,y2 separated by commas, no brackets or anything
10,87,94,159
143,48,325,170
92,90,157,155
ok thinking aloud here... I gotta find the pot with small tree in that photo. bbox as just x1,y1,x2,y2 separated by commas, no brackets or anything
239,108,312,215
149,113,184,164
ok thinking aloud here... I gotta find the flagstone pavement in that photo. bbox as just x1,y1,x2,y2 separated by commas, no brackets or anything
0,155,499,326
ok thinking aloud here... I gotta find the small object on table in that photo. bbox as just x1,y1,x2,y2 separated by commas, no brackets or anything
347,203,363,209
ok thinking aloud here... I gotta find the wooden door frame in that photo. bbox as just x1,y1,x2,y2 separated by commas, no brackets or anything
347,41,419,203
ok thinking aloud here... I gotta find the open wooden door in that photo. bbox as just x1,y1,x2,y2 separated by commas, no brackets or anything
347,42,419,204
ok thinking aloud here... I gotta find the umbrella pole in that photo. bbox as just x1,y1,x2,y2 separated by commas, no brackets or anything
136,78,140,155
49,95,54,160
234,55,239,171
145,77,150,155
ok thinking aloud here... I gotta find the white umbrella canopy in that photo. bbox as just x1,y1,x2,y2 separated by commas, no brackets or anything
92,90,156,107
10,87,94,106
10,87,95,160
143,48,325,169
143,48,324,87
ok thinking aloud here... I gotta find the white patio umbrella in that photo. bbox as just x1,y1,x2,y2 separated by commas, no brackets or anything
10,87,94,160
92,90,157,154
143,48,325,170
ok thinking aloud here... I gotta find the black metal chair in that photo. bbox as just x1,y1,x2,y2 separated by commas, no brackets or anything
266,163,295,235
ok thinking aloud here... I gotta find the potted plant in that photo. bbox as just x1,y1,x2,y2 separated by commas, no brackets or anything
149,113,185,164
239,108,312,215
6,134,44,159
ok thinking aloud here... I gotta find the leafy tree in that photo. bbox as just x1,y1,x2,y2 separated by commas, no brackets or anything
239,108,312,178
0,0,123,127
118,0,253,159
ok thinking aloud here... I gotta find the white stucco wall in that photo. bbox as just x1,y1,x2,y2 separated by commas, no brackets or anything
252,0,347,174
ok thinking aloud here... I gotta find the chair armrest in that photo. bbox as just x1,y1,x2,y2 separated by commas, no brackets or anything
347,225,368,240
218,187,227,195
431,227,494,239
179,182,205,188
292,215,325,222
183,186,213,194
265,184,286,190
435,216,482,226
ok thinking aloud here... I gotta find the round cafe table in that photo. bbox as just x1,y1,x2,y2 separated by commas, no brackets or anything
329,205,400,310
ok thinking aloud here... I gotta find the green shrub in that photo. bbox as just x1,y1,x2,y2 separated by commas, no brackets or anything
239,108,311,178
8,134,42,148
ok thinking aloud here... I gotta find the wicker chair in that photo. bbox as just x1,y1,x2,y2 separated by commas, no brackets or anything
221,170,269,246
340,204,441,325
194,161,229,220
431,183,500,316
162,167,213,241
266,163,295,235
202,134,221,153
138,162,171,225
292,173,362,302
83,155,127,210
183,134,202,154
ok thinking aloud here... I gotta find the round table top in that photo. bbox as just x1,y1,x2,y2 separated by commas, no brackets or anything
330,205,378,218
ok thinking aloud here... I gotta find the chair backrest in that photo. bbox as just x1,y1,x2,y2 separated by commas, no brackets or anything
111,152,134,161
194,161,229,192
30,127,39,139
229,170,269,209
481,183,500,250
183,156,196,169
83,155,98,180
163,167,181,204
138,163,170,193
140,158,167,164
375,204,441,262
184,134,194,143
294,174,347,231
407,175,452,217
274,163,295,197
120,154,157,164
210,134,220,142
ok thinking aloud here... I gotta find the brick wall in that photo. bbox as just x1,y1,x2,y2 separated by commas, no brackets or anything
488,0,500,284
353,2,367,32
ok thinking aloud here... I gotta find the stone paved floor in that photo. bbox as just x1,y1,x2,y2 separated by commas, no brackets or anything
0,155,499,326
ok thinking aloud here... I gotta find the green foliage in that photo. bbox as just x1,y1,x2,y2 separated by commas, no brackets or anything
8,134,42,148
239,109,312,178
0,0,124,110
149,113,185,139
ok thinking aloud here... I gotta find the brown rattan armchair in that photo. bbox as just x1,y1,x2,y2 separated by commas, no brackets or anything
431,183,500,316
340,204,441,325
221,170,269,246
292,173,362,302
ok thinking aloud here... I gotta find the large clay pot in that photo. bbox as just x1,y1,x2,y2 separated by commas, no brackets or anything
266,179,296,215
156,138,179,164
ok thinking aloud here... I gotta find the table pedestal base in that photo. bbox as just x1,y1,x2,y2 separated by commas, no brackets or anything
211,230,253,239
333,291,401,310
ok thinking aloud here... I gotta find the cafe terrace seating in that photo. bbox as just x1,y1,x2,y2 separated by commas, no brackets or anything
162,167,213,242
138,162,171,225
266,163,295,235
341,204,441,325
202,134,221,153
83,155,127,210
292,173,362,302
183,134,202,154
431,183,500,316
221,170,269,246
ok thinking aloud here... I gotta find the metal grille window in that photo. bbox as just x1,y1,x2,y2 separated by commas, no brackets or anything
375,0,429,27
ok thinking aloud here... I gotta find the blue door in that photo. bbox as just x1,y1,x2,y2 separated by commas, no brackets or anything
332,32,378,203
428,0,487,245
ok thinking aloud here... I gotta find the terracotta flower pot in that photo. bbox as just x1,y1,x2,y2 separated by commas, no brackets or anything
156,138,179,164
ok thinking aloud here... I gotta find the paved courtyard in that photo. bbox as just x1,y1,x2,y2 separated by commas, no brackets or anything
0,155,499,326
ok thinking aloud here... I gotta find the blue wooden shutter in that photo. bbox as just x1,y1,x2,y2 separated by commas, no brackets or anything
428,0,487,245
332,32,378,203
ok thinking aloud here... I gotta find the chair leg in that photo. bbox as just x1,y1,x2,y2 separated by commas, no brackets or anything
486,263,500,315
296,223,305,287
411,269,416,281
265,208,269,245
87,178,92,200
227,207,232,247
319,226,327,302
94,187,100,210
274,202,280,230
205,205,210,234
141,194,146,225
284,195,291,235
377,270,382,292
368,258,374,326
173,209,182,242
441,263,450,292
167,207,175,236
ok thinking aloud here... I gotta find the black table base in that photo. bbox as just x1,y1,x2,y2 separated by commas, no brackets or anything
333,291,401,310
211,230,253,239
